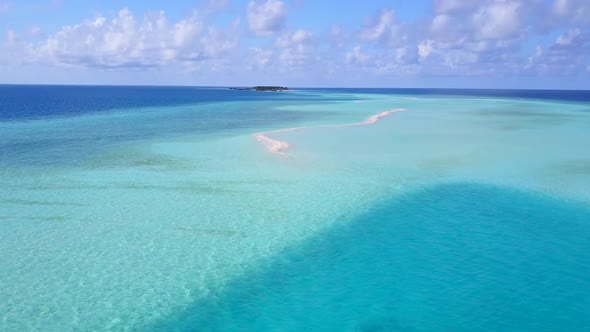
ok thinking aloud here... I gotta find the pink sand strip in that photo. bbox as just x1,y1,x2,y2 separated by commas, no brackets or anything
253,108,406,155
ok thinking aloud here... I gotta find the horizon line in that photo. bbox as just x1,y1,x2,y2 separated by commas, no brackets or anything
0,83,589,92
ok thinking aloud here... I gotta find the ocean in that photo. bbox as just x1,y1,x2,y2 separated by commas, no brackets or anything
1,85,589,331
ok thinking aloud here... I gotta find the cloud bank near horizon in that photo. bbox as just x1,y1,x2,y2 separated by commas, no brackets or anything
1,0,589,88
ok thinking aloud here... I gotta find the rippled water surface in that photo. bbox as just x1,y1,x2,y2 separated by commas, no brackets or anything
1,86,589,331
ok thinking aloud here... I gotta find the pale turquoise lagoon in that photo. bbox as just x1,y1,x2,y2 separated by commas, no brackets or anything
1,86,589,331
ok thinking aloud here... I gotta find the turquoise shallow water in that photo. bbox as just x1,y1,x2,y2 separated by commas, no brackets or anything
154,183,590,331
1,86,590,331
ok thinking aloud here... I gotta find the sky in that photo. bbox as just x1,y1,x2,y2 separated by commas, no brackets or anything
0,0,589,89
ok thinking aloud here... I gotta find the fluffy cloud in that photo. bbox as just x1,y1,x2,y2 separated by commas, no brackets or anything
418,40,434,61
275,29,316,69
275,29,313,47
247,0,287,36
419,0,535,75
248,47,273,69
346,0,590,78
5,29,15,44
27,8,238,69
2,1,589,84
360,9,404,47
431,0,528,42
1,29,24,66
345,46,370,65
552,0,590,25
556,28,582,46
241,28,316,72
541,29,590,74
472,1,523,40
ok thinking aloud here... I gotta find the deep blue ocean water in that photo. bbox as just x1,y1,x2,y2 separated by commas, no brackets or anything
1,85,590,331
2,85,589,121
0,85,337,120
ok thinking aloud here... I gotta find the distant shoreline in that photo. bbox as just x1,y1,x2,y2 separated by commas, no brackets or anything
229,86,289,92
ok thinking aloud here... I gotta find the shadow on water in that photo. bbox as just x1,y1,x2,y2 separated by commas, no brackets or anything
149,183,590,332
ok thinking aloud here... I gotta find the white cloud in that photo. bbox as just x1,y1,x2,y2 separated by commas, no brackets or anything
221,1,590,79
431,1,526,43
275,29,313,47
5,29,15,44
278,45,310,68
443,50,480,69
248,47,273,69
274,29,316,70
431,14,450,34
430,13,469,45
418,0,537,76
3,1,590,84
345,46,370,65
247,0,287,36
553,0,569,15
1,29,26,66
28,8,238,69
29,26,41,36
473,1,523,40
535,45,543,58
556,28,581,45
552,0,590,24
328,25,348,48
418,40,434,60
524,28,590,75
361,9,394,41
360,9,404,47
526,45,543,69
394,47,417,64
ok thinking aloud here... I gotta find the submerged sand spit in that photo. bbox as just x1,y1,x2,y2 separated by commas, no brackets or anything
253,108,406,155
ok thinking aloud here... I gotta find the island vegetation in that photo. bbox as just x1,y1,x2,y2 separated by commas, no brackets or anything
229,86,289,92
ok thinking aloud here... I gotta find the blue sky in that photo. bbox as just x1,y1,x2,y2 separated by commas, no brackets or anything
1,0,589,88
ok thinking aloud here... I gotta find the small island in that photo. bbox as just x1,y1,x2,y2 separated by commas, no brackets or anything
230,86,289,92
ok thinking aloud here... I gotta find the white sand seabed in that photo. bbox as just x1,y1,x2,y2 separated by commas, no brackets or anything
253,108,406,155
